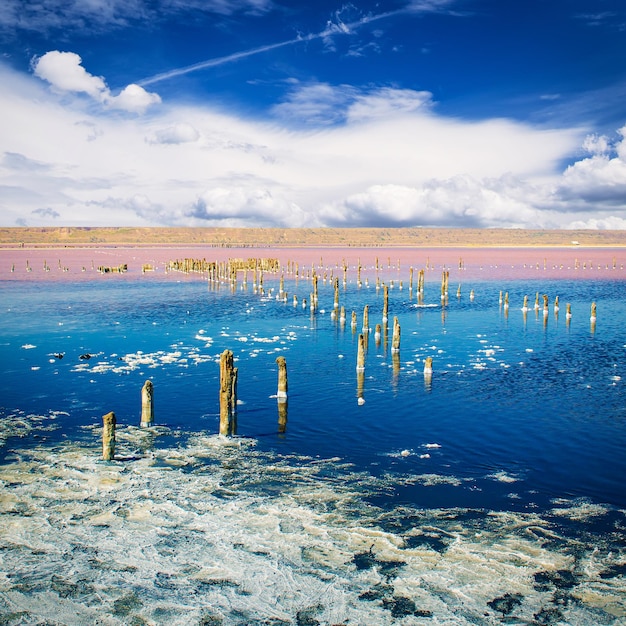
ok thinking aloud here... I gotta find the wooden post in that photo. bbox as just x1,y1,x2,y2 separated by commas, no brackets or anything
423,357,433,378
375,323,381,345
102,411,116,461
391,316,400,353
382,284,389,323
590,301,597,331
276,356,288,402
362,305,370,333
356,334,366,371
409,266,414,291
543,294,549,316
219,350,236,436
140,380,154,427
356,334,365,404
351,310,357,331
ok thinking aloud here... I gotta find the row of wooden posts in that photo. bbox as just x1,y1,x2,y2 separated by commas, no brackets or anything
101,355,289,461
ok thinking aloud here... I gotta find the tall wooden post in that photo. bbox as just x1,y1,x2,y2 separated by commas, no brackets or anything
356,334,366,371
382,284,389,323
102,411,116,461
140,380,154,427
219,350,237,436
391,316,400,353
276,356,288,401
362,305,370,333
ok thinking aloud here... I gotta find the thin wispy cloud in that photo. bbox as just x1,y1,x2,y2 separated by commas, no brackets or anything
138,3,448,86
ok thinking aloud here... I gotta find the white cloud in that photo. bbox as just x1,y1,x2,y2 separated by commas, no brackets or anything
107,84,162,114
2,60,625,230
32,51,161,114
347,88,432,122
147,123,200,144
33,51,108,101
558,126,626,205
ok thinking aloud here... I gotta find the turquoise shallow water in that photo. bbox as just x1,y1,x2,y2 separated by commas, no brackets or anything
1,258,625,624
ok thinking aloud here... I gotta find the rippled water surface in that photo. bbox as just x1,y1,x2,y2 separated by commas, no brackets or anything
1,247,625,625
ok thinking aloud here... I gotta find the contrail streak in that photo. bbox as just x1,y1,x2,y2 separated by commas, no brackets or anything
137,9,405,87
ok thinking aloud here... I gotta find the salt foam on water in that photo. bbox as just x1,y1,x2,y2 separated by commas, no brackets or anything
0,432,624,625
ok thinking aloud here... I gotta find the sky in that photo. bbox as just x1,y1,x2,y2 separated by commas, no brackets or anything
1,0,625,230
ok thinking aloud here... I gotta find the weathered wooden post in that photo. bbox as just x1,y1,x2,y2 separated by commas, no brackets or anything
362,305,370,333
356,334,366,371
219,349,237,436
543,294,549,317
382,284,389,323
276,356,288,402
313,273,319,306
375,323,381,345
334,276,340,312
409,266,414,291
590,301,597,332
423,357,433,379
391,316,400,353
351,310,358,332
102,411,116,461
140,380,154,427
340,305,346,326
356,333,365,404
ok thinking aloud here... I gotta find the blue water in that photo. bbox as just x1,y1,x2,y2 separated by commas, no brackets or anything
1,268,625,624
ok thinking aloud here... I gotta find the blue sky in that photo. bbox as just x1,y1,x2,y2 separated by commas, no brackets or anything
1,0,625,229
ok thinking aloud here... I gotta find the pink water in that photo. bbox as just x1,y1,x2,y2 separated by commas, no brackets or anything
0,245,624,282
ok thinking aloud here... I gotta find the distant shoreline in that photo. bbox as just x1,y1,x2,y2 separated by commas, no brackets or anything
1,226,625,248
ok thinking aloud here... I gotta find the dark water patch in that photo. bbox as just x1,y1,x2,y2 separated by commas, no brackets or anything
487,592,523,615
382,595,433,618
358,582,393,601
404,529,452,553
533,569,579,591
533,606,564,625
599,562,626,579
112,592,143,616
295,604,323,625
351,545,406,579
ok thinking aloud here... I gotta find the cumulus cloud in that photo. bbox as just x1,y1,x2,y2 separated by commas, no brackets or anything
33,51,108,100
2,60,626,229
189,187,312,227
32,51,161,114
558,126,626,206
